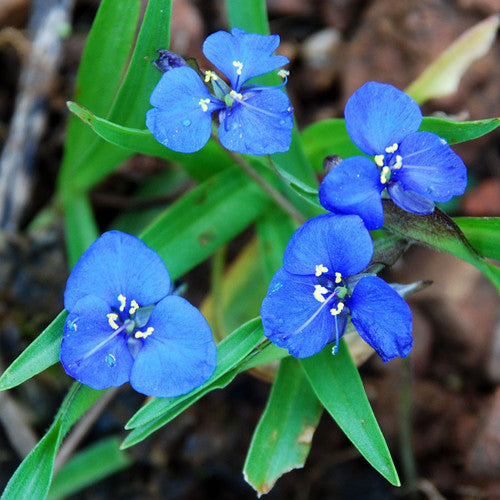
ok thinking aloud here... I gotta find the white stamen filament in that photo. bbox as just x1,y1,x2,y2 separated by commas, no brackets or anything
76,319,133,364
291,291,337,336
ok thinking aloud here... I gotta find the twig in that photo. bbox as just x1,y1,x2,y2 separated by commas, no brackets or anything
53,386,120,474
212,135,306,224
0,0,75,229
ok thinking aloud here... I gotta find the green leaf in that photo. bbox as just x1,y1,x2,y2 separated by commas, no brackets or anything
48,437,131,500
226,0,269,35
60,0,141,175
420,116,500,145
125,319,263,428
201,240,268,338
300,344,400,486
66,102,232,181
370,232,410,274
383,201,500,292
405,14,500,104
302,116,500,174
301,118,365,171
270,163,323,210
257,211,297,280
2,384,103,500
243,358,322,495
122,319,266,448
140,166,269,280
59,0,173,195
454,217,500,260
63,192,99,267
0,311,66,391
112,167,191,235
1,421,62,500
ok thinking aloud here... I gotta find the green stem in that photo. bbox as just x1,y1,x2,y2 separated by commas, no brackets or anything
212,134,306,224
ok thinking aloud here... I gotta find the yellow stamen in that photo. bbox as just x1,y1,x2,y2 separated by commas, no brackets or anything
380,166,391,184
107,313,119,330
385,143,399,154
129,300,139,316
335,272,342,284
198,98,210,112
229,90,243,100
135,327,154,339
204,70,219,82
278,69,289,79
232,60,243,75
315,264,329,277
393,155,403,169
374,154,385,167
313,285,328,303
330,302,345,316
118,294,126,312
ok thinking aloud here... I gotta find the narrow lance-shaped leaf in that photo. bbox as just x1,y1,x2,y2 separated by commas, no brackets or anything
301,343,400,486
2,384,103,500
454,217,500,261
63,191,100,267
66,102,232,181
419,116,500,144
61,0,173,193
60,0,140,175
0,311,66,391
48,437,131,500
122,319,273,448
301,116,500,173
2,422,63,500
383,200,500,292
244,358,323,496
125,318,264,430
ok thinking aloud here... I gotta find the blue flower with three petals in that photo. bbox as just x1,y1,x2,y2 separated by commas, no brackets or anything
146,27,294,156
319,81,468,230
260,214,413,361
60,231,216,397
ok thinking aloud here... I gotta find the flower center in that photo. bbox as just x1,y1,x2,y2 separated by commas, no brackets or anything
313,266,349,316
107,295,155,341
374,143,403,184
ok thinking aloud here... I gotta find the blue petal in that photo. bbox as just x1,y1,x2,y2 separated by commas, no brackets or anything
283,214,373,278
202,28,289,91
319,157,385,230
217,88,293,155
392,131,468,202
350,276,413,362
60,295,133,389
65,231,171,313
146,66,223,153
130,296,216,397
345,81,422,155
260,268,343,358
387,182,436,214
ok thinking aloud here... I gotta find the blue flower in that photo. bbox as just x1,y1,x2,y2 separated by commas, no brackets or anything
60,231,216,397
146,27,293,155
260,214,413,361
319,81,467,229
